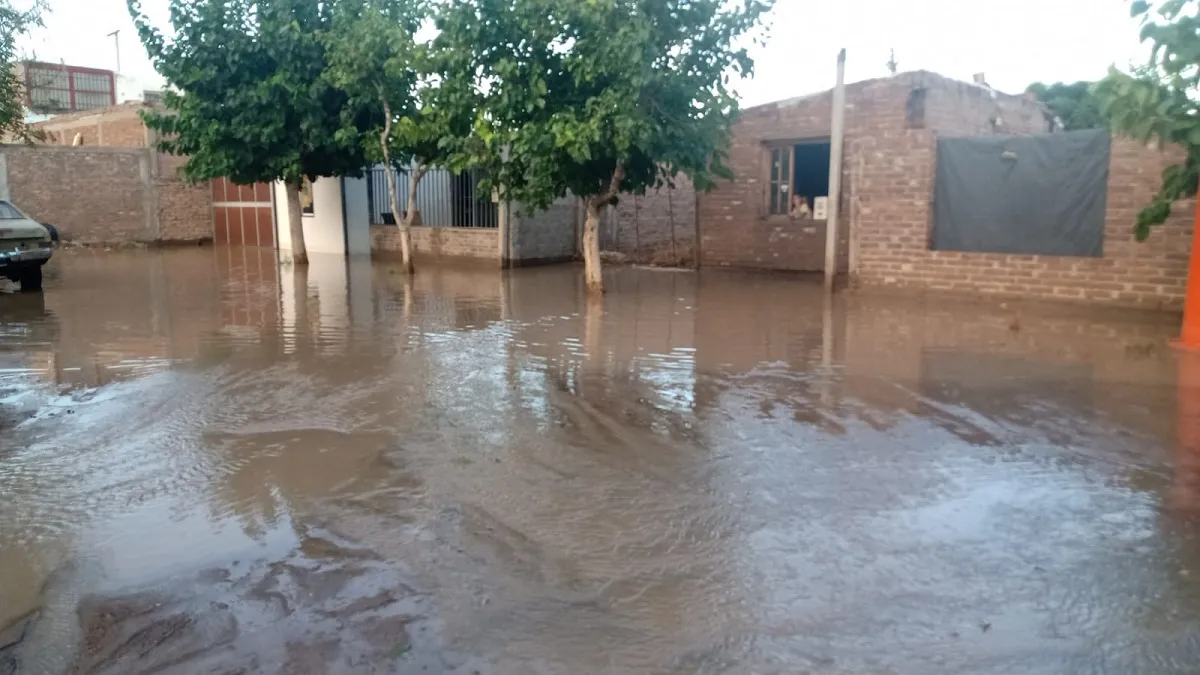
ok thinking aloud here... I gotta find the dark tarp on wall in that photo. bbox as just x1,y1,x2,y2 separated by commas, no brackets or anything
931,129,1111,257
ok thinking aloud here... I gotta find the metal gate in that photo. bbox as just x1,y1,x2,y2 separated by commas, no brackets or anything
365,166,498,228
212,178,275,247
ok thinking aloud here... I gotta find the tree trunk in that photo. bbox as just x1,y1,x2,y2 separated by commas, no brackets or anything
380,97,415,275
284,179,308,265
399,164,427,275
383,163,412,275
581,165,624,294
583,198,604,294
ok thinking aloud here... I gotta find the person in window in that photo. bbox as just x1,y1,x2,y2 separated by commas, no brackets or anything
789,194,811,220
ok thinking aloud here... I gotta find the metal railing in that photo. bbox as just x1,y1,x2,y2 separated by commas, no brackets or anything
367,166,498,228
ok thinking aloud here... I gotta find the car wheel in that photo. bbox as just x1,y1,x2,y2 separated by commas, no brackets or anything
43,223,58,243
17,266,42,292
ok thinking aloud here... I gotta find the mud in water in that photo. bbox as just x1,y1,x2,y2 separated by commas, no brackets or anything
2,247,1200,673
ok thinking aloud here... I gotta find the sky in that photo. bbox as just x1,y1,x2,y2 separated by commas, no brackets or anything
19,0,1149,106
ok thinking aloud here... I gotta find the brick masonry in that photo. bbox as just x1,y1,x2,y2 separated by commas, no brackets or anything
157,153,214,243
34,102,153,148
506,181,699,267
0,144,212,244
853,133,1193,311
510,198,577,265
3,145,150,242
12,103,215,245
698,71,1052,273
610,178,696,266
699,69,1196,311
371,224,499,263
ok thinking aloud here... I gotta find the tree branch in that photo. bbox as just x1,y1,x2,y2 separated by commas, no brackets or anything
591,164,625,208
607,164,625,198
380,89,393,164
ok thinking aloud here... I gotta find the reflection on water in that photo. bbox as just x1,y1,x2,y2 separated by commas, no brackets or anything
1,247,1199,673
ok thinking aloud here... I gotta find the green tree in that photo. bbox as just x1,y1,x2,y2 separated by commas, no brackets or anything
128,0,380,264
0,0,47,143
436,0,770,292
1025,80,1106,131
324,0,468,274
1093,0,1200,240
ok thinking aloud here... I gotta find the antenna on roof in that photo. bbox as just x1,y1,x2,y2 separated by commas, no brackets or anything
887,49,898,75
106,30,121,74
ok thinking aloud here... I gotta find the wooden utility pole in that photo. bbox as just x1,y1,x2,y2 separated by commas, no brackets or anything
824,48,847,292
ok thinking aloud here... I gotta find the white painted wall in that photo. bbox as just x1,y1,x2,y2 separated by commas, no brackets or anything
273,177,346,256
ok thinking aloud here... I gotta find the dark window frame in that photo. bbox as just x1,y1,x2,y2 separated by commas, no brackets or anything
762,137,833,219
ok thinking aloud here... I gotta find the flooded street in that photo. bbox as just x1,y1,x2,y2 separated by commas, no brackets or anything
2,246,1200,673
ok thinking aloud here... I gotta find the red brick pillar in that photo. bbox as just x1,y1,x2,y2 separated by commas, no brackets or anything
1179,198,1200,349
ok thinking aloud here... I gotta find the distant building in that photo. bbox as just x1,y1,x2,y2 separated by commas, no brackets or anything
15,60,116,119
32,100,158,147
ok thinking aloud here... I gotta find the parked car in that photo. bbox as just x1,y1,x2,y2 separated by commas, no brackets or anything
0,200,55,292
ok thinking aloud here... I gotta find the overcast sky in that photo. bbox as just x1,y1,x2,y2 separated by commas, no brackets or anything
20,0,1148,106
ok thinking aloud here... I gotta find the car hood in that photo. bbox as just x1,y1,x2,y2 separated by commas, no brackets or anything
0,218,49,240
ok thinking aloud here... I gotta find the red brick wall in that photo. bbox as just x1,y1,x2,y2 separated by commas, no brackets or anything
2,145,215,245
698,71,1047,272
34,102,150,148
4,145,151,242
697,80,850,271
157,154,213,243
852,135,1193,311
371,224,499,263
26,104,216,245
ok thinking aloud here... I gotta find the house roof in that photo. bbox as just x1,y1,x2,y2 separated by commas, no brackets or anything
743,70,1040,113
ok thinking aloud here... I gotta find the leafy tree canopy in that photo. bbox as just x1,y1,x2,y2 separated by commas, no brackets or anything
323,0,469,172
435,0,770,291
1025,80,1106,131
436,0,771,209
0,0,46,143
128,0,379,187
324,0,475,272
1094,0,1200,240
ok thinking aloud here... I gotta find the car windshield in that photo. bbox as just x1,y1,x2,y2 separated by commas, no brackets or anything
0,202,24,219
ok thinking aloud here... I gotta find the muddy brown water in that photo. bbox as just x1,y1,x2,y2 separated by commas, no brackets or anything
1,247,1200,673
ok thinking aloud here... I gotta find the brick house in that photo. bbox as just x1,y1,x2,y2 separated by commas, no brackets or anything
698,70,1196,311
699,71,1052,272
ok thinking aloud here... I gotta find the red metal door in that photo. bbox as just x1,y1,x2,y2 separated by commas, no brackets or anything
212,178,275,247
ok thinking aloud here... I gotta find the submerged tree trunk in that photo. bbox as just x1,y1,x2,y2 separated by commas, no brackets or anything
583,198,604,293
383,164,410,274
379,98,417,275
379,99,414,275
582,165,626,295
400,163,428,275
284,179,308,265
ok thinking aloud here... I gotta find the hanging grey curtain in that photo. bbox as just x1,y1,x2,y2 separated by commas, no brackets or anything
931,129,1110,257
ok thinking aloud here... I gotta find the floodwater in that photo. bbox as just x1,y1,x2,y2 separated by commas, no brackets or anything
1,247,1199,674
